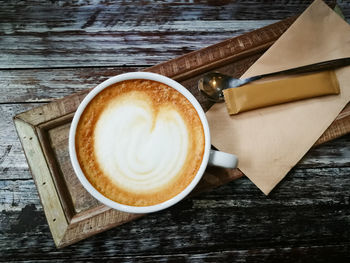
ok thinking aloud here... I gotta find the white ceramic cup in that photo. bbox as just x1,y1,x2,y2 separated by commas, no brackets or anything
69,72,238,213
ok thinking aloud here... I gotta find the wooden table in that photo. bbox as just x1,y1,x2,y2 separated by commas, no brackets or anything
1,0,350,261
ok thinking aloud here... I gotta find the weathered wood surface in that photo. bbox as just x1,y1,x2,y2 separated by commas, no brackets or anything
1,0,349,68
1,163,350,261
0,67,140,103
1,0,350,261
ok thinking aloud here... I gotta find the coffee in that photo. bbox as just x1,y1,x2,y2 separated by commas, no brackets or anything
75,79,205,206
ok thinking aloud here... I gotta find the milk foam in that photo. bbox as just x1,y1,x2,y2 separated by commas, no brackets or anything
94,95,189,193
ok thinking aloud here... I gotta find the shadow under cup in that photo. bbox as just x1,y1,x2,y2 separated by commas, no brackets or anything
69,72,236,213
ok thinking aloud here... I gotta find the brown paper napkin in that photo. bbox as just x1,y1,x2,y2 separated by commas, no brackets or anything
206,0,350,195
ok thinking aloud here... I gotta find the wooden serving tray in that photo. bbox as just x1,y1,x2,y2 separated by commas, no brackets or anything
14,16,350,248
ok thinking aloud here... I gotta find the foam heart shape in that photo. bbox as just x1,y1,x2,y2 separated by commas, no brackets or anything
94,95,189,193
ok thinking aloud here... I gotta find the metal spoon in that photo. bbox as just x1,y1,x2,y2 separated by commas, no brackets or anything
198,57,350,102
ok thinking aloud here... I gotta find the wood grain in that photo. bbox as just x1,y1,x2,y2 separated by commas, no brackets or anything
3,161,350,211
0,67,140,103
0,103,41,180
1,164,350,260
2,0,350,261
1,0,348,68
14,118,68,247
315,104,350,145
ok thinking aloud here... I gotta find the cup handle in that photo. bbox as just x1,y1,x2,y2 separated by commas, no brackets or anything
208,149,238,169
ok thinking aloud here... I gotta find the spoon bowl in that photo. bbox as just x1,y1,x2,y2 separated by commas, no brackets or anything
198,72,231,102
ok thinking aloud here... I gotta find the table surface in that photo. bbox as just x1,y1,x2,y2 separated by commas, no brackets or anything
1,0,350,262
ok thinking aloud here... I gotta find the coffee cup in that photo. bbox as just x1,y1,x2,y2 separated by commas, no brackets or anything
69,72,238,213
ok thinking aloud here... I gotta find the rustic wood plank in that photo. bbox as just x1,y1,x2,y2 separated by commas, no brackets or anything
0,179,41,211
2,165,350,211
0,67,140,103
300,133,350,167
1,0,344,25
45,122,100,214
2,246,349,262
0,21,276,69
315,104,350,146
0,103,41,180
1,0,348,68
1,165,350,259
201,166,350,205
13,117,69,247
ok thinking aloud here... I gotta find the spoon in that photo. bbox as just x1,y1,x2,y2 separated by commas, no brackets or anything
198,57,350,102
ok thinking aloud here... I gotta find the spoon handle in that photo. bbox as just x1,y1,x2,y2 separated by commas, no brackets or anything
250,57,350,81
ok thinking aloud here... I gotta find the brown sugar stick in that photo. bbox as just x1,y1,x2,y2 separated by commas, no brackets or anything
223,70,340,115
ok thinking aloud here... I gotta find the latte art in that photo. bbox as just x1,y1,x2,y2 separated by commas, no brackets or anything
75,79,205,206
95,96,189,192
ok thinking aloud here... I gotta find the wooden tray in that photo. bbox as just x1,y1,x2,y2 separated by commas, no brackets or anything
14,17,350,248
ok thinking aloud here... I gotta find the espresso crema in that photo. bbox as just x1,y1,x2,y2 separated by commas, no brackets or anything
75,79,205,206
